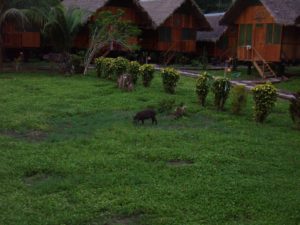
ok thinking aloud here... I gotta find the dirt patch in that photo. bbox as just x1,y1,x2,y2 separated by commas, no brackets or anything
0,130,47,142
23,171,51,186
167,159,194,167
106,214,142,225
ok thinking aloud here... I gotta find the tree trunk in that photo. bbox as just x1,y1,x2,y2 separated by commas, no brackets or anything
83,47,98,76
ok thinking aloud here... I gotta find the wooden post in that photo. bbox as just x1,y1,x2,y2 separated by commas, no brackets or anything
247,61,252,75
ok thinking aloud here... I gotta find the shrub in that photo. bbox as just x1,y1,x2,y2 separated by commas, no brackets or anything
289,92,300,129
70,54,84,74
212,77,231,110
195,72,210,106
95,57,116,79
157,99,176,113
114,57,129,79
191,59,201,67
102,58,116,80
127,61,140,84
140,64,155,87
252,83,277,123
175,54,189,65
95,57,105,77
231,85,248,115
161,68,180,94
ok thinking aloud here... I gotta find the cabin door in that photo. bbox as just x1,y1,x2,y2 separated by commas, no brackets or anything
253,24,265,60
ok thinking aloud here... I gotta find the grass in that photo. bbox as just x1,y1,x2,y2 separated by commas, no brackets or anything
275,76,300,93
0,71,299,225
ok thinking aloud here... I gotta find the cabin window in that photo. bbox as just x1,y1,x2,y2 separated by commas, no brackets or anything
266,24,282,44
182,28,195,40
238,24,252,46
158,27,172,42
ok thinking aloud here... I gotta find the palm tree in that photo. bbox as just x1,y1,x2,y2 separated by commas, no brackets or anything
0,0,60,70
42,5,87,52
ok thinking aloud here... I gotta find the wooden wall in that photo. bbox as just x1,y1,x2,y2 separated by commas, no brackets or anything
235,5,282,62
141,12,200,53
197,26,238,60
2,23,40,48
281,26,300,61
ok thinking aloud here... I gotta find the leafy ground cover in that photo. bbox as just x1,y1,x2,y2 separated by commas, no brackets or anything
0,71,299,225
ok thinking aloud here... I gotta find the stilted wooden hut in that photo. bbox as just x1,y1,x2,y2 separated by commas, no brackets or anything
63,0,211,63
1,22,40,60
63,0,152,49
138,0,211,64
197,13,237,61
220,0,300,78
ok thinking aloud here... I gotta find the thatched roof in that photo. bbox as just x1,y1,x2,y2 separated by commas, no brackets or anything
220,0,300,26
63,0,148,21
62,0,211,30
139,0,211,30
63,0,107,15
197,13,226,42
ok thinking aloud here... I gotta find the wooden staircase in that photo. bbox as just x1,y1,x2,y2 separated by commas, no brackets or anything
252,47,277,79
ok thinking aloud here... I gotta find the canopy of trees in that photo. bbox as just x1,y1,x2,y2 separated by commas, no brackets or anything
195,0,233,13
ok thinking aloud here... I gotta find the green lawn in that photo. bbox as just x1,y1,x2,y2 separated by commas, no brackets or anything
0,71,299,225
275,76,300,93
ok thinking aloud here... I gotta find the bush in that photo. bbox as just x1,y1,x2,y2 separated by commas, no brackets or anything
157,99,176,113
140,64,155,87
175,54,189,65
252,83,277,123
102,58,116,80
95,57,104,77
95,57,113,79
70,54,84,74
231,85,248,115
191,59,201,67
212,77,231,110
161,68,180,94
114,57,129,79
127,61,140,84
289,92,300,129
196,72,210,106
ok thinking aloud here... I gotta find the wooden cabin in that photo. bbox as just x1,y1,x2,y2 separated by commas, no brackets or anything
63,0,153,49
220,0,300,78
197,13,238,61
63,0,211,63
1,22,40,60
138,0,211,63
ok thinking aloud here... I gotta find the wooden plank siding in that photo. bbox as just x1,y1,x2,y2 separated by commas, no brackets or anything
235,4,300,62
2,23,40,49
197,26,238,60
141,12,199,53
236,5,281,62
281,26,300,61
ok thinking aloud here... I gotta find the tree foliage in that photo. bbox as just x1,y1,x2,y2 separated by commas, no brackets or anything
83,10,140,75
195,0,233,13
42,5,86,52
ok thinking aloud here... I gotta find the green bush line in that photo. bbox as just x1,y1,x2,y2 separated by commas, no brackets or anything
95,57,294,125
